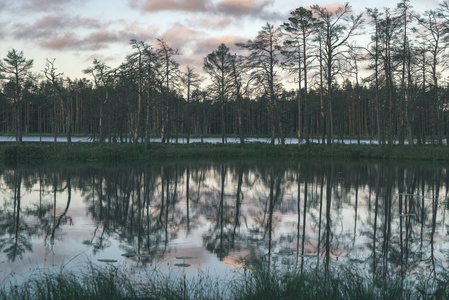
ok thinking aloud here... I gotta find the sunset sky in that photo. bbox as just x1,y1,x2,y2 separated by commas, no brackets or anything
0,0,439,82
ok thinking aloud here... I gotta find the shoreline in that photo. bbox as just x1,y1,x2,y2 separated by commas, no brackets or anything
1,142,449,164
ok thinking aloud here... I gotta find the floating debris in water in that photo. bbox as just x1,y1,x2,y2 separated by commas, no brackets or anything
276,249,296,256
176,256,197,260
298,254,319,258
174,263,191,267
121,253,135,257
121,253,150,258
97,259,118,263
398,213,416,217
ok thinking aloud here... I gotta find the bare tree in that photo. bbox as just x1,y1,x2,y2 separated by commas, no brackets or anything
0,49,34,144
366,8,384,146
128,39,146,149
44,58,71,146
231,54,247,144
142,43,161,148
83,59,112,143
396,0,414,146
420,7,448,145
237,23,283,145
282,7,317,147
311,3,363,146
181,66,202,144
203,43,235,144
157,39,179,144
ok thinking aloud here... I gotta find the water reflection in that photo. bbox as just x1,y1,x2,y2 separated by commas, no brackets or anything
0,160,448,283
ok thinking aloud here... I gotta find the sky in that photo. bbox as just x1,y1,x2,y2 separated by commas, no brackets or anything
0,0,440,83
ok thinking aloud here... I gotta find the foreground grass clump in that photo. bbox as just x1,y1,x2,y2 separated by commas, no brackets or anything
1,263,449,300
1,142,449,164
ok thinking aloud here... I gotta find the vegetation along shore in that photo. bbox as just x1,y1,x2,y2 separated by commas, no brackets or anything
1,142,449,164
1,262,449,300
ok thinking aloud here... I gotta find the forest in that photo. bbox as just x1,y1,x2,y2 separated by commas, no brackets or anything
1,0,449,147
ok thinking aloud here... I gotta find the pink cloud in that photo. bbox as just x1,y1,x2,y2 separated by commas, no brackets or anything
121,21,159,41
130,0,274,16
12,15,104,42
83,30,120,45
196,35,246,54
34,15,102,30
161,23,203,51
186,16,233,29
177,53,205,70
40,33,82,50
12,14,159,52
22,0,78,11
130,0,211,12
35,16,66,29
311,2,352,15
216,0,273,16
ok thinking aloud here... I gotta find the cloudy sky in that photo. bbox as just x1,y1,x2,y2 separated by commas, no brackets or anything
0,0,439,81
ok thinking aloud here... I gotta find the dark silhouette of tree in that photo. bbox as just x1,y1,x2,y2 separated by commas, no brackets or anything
311,3,363,146
44,58,73,146
128,39,146,148
237,23,283,145
282,7,317,147
417,8,447,146
157,39,179,144
0,49,34,144
366,8,384,146
0,171,34,262
82,59,112,143
181,66,201,144
204,44,236,144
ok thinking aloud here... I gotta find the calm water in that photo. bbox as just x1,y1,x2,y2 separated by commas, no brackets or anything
0,135,418,144
1,159,448,284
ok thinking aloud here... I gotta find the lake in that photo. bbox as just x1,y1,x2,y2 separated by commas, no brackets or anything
0,135,420,144
1,159,448,285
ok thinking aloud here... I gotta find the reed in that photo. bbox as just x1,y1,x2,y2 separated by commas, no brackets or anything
1,262,448,300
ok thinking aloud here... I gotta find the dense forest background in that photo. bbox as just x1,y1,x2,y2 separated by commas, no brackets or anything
1,0,449,147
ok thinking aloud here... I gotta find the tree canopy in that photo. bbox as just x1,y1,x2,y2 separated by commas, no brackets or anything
1,0,449,147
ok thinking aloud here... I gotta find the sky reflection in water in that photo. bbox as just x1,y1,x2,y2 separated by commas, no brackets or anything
0,160,448,284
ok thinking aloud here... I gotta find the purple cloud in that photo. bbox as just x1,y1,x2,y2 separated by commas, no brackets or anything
40,33,82,50
186,16,233,29
129,0,211,12
8,13,159,51
195,35,246,54
216,0,273,16
129,0,274,17
21,0,80,12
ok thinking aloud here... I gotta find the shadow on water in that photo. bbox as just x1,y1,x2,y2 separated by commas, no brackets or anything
0,159,448,289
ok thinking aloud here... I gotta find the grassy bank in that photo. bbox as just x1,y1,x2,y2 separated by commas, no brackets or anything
1,263,447,300
1,142,449,164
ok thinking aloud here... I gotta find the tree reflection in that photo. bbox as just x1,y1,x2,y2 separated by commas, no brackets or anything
203,164,233,260
0,160,448,283
44,171,73,253
0,171,33,262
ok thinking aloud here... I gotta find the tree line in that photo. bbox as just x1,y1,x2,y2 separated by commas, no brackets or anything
1,0,449,148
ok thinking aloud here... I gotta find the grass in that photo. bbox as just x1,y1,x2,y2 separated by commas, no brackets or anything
1,142,449,165
1,262,448,300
